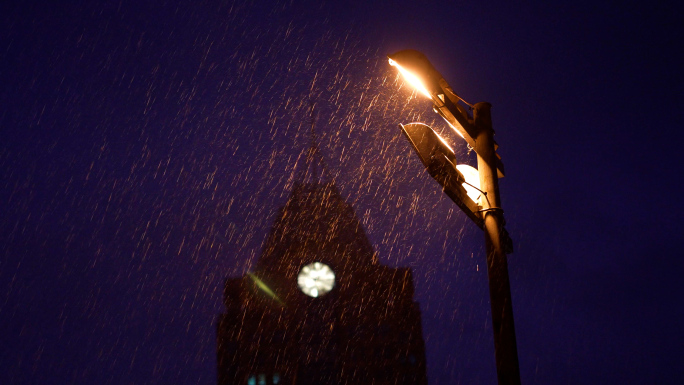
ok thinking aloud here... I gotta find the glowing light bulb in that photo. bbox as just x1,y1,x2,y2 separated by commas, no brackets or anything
456,164,481,204
389,58,432,98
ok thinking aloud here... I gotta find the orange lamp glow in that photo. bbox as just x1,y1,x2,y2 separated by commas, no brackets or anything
456,164,481,204
388,58,432,98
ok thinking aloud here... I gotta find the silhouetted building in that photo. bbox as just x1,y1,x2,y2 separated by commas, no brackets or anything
217,113,427,385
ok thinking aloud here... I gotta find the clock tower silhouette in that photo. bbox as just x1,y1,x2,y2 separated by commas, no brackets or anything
217,107,428,385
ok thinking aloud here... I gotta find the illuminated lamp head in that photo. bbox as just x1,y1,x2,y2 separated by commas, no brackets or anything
455,164,482,204
388,49,444,99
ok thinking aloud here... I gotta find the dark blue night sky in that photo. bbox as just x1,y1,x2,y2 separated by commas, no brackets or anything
1,1,682,384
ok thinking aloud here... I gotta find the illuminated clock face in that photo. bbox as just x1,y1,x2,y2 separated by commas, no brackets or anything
297,262,335,298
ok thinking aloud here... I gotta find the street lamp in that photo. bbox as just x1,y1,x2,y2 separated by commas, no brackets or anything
389,49,520,385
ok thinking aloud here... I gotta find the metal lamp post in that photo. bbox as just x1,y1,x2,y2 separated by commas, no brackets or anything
388,50,521,385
